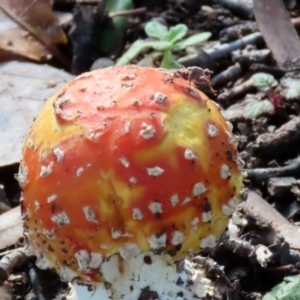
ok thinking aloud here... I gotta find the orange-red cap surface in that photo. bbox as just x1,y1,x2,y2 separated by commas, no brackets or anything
19,66,243,282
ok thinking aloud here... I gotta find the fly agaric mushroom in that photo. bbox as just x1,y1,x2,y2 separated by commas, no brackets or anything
17,65,244,300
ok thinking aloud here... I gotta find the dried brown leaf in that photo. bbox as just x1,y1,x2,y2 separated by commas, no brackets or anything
0,0,67,61
0,61,73,166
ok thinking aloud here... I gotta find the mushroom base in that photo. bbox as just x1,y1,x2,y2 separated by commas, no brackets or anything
66,252,216,300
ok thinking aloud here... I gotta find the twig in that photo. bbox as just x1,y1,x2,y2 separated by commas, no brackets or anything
193,256,233,288
239,190,300,250
246,157,300,181
220,235,272,267
250,63,285,78
0,248,27,284
263,264,300,273
109,7,146,18
218,77,254,102
211,63,242,87
214,0,254,19
178,32,262,67
253,117,300,159
178,17,300,68
0,249,21,258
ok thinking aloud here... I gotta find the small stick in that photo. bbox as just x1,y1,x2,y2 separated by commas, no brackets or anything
211,63,242,87
178,17,300,68
178,32,262,67
239,191,300,250
263,264,298,273
0,248,27,284
109,7,146,18
246,157,300,181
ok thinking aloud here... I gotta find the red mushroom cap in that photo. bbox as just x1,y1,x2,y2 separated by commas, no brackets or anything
19,66,243,282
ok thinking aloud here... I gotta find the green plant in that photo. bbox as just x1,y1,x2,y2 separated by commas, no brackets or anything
251,72,278,92
116,21,211,68
263,275,300,300
99,0,133,54
281,78,300,99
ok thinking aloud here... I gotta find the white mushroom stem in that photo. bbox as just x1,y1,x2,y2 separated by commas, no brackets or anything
66,252,216,300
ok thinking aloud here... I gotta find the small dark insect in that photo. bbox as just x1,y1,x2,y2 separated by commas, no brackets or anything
173,66,213,88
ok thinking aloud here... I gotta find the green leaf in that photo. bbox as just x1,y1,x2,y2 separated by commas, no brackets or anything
116,39,172,66
166,24,188,43
145,21,168,40
160,50,180,69
116,40,152,65
263,275,300,300
251,73,278,92
174,32,211,50
151,41,173,51
282,78,300,99
244,99,274,120
99,0,134,54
